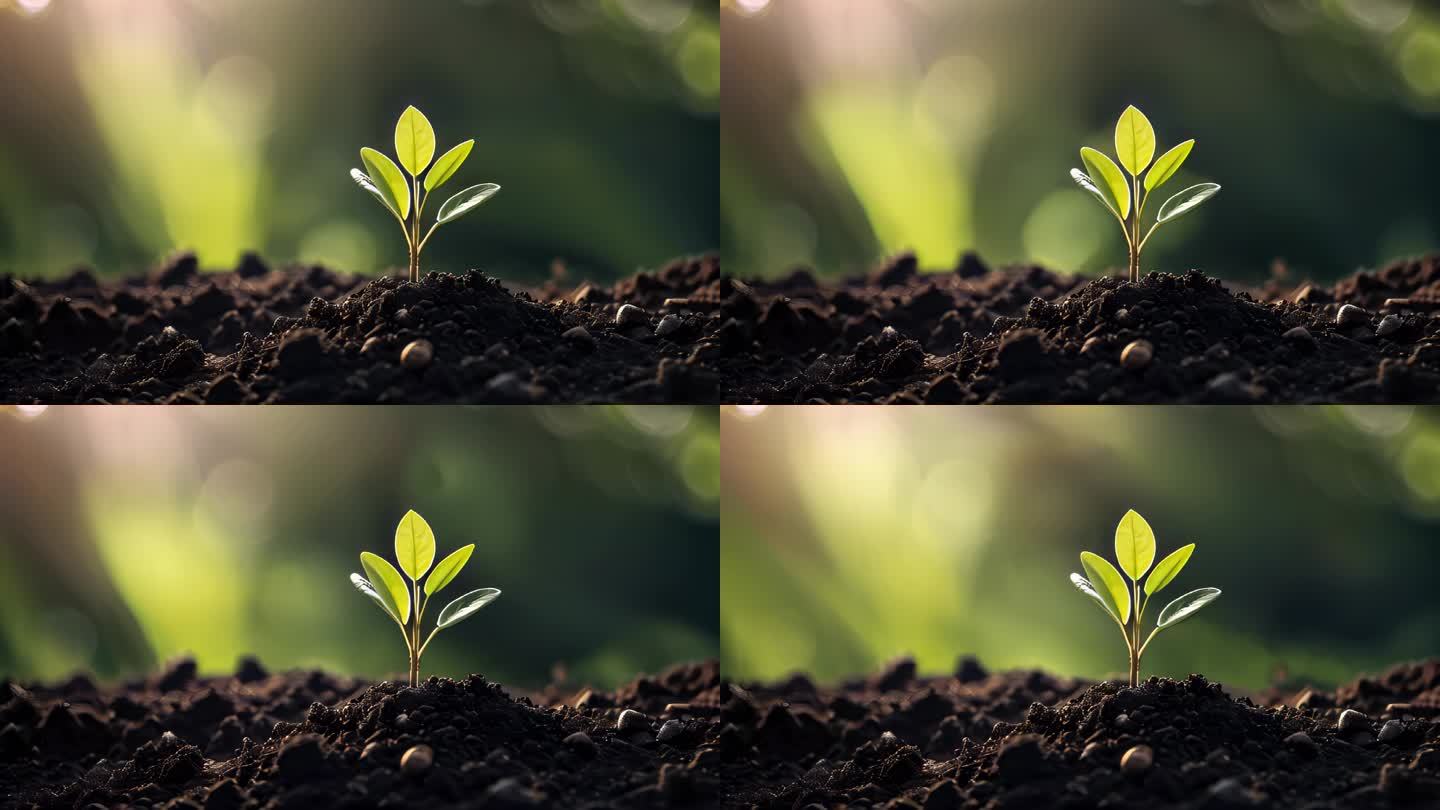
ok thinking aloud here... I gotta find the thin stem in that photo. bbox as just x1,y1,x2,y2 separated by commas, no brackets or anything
1129,176,1141,283
417,223,441,255
418,627,441,659
1129,581,1141,687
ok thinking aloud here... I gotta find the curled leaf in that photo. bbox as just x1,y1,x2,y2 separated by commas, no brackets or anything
1144,139,1194,193
394,509,436,582
1157,587,1221,628
437,588,502,628
437,183,501,224
425,543,475,597
360,551,410,625
1114,105,1156,176
1071,572,1121,624
425,140,474,193
1071,169,1120,218
360,147,410,220
1080,551,1130,625
394,105,437,177
1114,509,1156,582
1145,543,1195,596
351,573,401,624
351,169,400,219
1157,183,1220,223
1080,147,1130,220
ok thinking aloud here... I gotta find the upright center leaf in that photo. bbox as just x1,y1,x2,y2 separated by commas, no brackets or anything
395,106,437,178
395,509,437,581
1114,105,1156,177
1114,509,1156,581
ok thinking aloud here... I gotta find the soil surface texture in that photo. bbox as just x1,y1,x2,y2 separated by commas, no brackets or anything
721,656,1440,808
0,252,724,403
0,658,720,809
723,252,1440,403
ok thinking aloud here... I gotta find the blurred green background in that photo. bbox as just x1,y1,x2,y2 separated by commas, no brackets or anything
0,405,719,689
722,0,1440,283
722,405,1440,691
0,0,717,283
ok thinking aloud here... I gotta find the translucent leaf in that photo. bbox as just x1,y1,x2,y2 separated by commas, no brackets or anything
437,183,501,224
437,588,502,628
1080,147,1129,220
1144,139,1194,193
351,169,400,219
424,140,474,193
394,105,436,177
1114,509,1156,581
425,543,474,597
360,147,410,220
394,510,436,582
1080,551,1130,625
1071,573,1121,623
360,551,410,625
1114,105,1156,176
1157,183,1221,223
1157,587,1221,628
1144,543,1195,596
351,573,401,624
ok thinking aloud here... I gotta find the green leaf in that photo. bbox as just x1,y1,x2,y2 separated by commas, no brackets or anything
1114,105,1156,176
1080,551,1130,625
1070,572,1121,624
437,587,502,628
1070,169,1120,219
394,105,436,177
1144,139,1194,193
351,573,402,624
360,147,410,220
1157,183,1221,223
1144,543,1195,596
437,183,501,224
424,140,474,193
1080,147,1129,220
1114,509,1156,581
351,169,400,219
360,551,410,625
425,543,474,597
1157,587,1221,628
394,510,436,582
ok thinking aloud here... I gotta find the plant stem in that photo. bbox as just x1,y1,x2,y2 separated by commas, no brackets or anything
1128,176,1141,283
1129,581,1141,687
409,581,421,687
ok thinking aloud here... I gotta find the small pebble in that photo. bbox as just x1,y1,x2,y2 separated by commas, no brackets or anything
657,719,684,744
617,709,649,733
1120,340,1153,371
1337,304,1368,326
400,339,433,371
615,304,646,327
562,731,595,754
360,742,382,761
1380,719,1404,743
1080,336,1104,355
400,744,433,776
1377,315,1403,338
360,336,384,355
655,314,684,339
1079,742,1104,761
561,326,593,343
1284,731,1318,753
1282,326,1314,343
1120,744,1153,774
1339,709,1370,733
1207,777,1254,805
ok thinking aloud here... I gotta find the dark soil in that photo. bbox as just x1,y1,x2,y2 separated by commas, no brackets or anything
0,658,721,809
720,656,1440,808
722,252,1440,403
0,252,724,403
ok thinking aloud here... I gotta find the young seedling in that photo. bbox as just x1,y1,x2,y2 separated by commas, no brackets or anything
1069,509,1220,687
350,509,501,687
351,106,501,282
1070,106,1221,282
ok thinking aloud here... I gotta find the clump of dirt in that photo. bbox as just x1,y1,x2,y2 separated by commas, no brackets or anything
0,658,721,809
0,252,724,403
722,657,1440,808
723,252,1440,403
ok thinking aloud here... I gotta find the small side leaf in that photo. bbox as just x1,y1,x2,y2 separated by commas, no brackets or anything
437,588,502,628
360,147,410,220
437,183,501,224
1071,573,1121,623
1080,551,1130,625
425,140,474,193
394,509,437,582
425,543,475,597
1114,509,1156,582
394,105,437,177
1144,139,1194,193
1114,105,1156,176
1157,183,1220,223
1080,147,1129,220
1144,543,1195,596
360,551,411,625
351,573,401,624
1157,587,1221,628
351,169,400,219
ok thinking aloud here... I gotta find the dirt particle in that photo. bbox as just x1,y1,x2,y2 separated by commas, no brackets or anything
1339,709,1371,733
1207,777,1258,806
1284,731,1318,755
1380,719,1404,743
1120,744,1153,775
1120,339,1153,371
1337,304,1368,326
561,325,593,344
616,304,646,327
562,731,595,756
276,734,327,781
400,339,434,371
1377,315,1404,338
655,314,684,339
1282,326,1314,343
400,743,433,776
617,709,650,733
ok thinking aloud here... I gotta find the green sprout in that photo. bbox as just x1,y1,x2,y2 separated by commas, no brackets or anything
350,509,501,687
1070,106,1221,282
351,106,501,283
1070,509,1220,687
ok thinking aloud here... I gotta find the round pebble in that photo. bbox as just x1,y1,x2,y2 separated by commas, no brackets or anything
400,339,433,371
563,731,595,753
655,314,684,339
1282,326,1314,343
1120,340,1153,371
1120,744,1153,774
616,304,646,327
1380,719,1404,743
657,719,684,744
1080,336,1104,355
617,709,649,733
1284,731,1318,753
1339,709,1370,733
1336,304,1367,326
1377,315,1403,338
561,325,593,343
400,744,433,777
